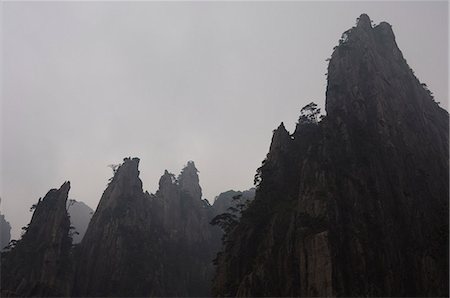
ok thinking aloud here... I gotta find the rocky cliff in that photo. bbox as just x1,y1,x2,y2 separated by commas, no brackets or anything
151,161,220,296
73,158,220,296
213,14,449,297
73,158,165,296
1,182,73,297
0,158,233,297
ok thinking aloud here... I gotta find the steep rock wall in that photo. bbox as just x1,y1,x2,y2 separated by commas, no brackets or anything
213,14,448,297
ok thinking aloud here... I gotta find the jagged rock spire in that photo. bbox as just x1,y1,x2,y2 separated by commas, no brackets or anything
356,13,372,29
94,157,143,213
109,157,142,194
159,170,176,188
1,182,73,297
213,14,448,297
157,169,179,202
75,157,219,296
178,161,202,199
74,157,151,296
268,122,291,158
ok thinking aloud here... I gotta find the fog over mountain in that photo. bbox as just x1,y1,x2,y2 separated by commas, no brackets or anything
67,200,93,244
0,5,448,297
1,158,246,296
1,1,448,244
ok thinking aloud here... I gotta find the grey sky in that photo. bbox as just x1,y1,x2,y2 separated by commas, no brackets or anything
1,1,448,239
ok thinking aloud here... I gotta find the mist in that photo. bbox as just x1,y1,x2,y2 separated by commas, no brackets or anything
1,1,448,240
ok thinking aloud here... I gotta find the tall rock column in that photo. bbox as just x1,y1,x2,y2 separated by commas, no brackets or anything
1,182,73,297
73,157,165,297
213,14,448,297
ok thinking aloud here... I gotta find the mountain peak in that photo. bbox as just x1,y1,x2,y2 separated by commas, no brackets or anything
94,157,144,212
179,161,202,199
110,157,141,186
277,121,287,131
325,14,413,125
269,122,291,154
1,182,73,296
60,181,71,196
121,157,140,171
213,15,448,297
356,13,372,29
158,169,177,192
183,160,198,172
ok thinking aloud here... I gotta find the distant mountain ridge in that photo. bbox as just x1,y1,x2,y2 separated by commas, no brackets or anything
67,200,93,244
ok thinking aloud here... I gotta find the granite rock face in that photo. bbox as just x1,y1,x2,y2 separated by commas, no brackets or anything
152,161,220,296
73,157,164,296
1,182,73,297
213,14,449,297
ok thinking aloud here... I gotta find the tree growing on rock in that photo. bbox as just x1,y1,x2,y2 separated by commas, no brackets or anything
298,102,321,124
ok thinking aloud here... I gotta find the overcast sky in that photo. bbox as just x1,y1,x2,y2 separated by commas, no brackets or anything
1,1,448,239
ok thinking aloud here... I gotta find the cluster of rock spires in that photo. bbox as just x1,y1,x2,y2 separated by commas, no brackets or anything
73,158,220,296
1,158,251,296
1,14,448,297
213,14,448,297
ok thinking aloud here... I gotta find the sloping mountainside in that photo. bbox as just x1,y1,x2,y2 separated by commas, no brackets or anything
73,158,220,297
0,199,12,250
1,183,73,297
67,200,93,244
213,14,449,297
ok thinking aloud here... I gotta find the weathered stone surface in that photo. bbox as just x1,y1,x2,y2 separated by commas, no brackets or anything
1,182,73,297
213,14,448,297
